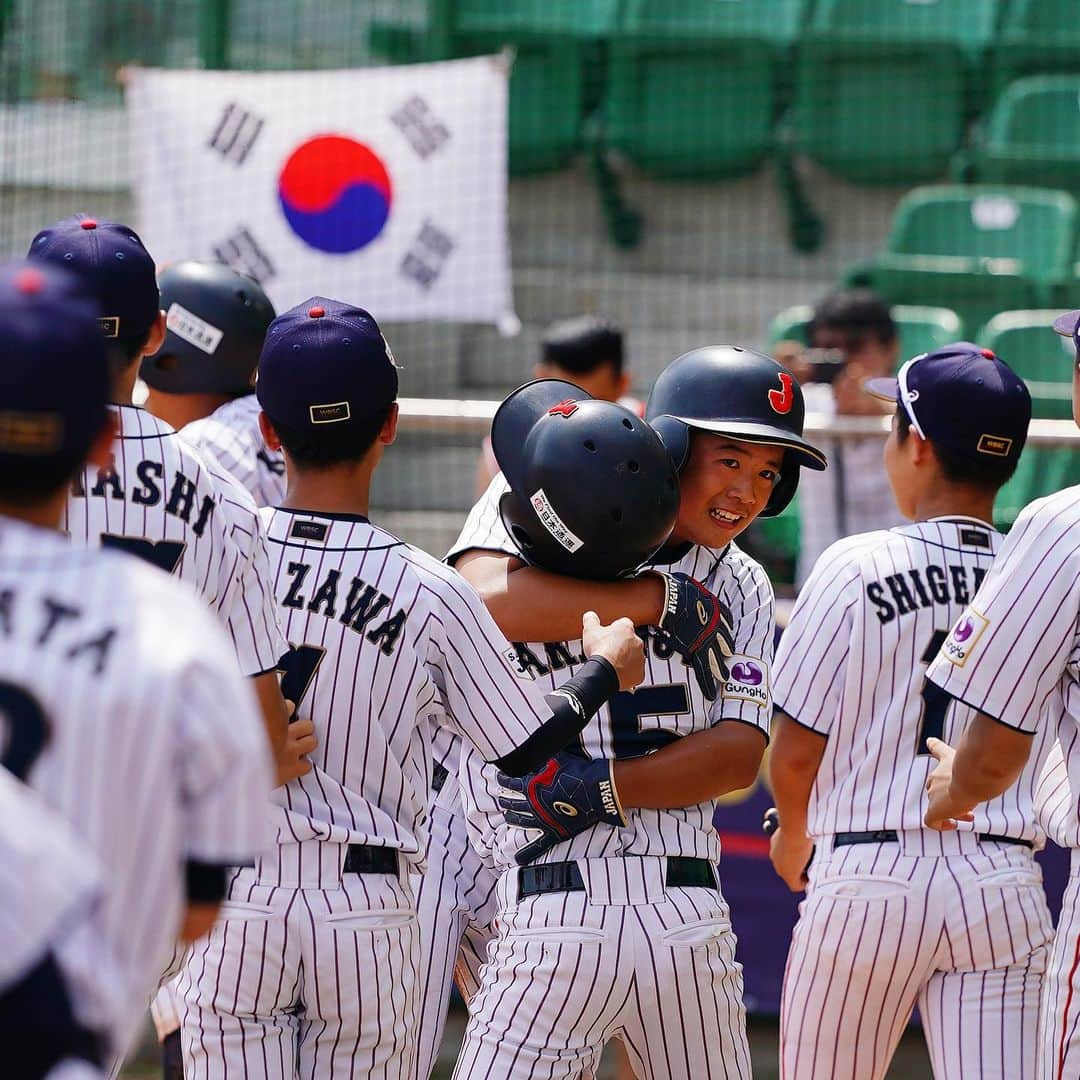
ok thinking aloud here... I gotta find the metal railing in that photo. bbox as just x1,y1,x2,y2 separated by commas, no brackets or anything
397,397,1080,446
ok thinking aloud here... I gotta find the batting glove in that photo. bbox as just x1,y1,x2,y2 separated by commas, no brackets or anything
652,571,735,700
497,751,626,865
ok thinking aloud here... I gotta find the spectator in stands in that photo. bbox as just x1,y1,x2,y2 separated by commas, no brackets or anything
474,314,641,496
776,289,903,586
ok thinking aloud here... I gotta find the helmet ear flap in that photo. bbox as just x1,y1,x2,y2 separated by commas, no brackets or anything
762,459,800,517
650,414,691,473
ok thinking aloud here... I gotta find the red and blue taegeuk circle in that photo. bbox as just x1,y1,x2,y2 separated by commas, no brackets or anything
278,135,392,254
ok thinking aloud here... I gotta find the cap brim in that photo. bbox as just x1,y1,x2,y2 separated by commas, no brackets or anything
864,375,900,404
490,379,592,492
1053,311,1080,339
670,416,828,471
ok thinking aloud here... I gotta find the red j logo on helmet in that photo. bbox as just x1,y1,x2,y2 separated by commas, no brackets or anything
768,373,794,415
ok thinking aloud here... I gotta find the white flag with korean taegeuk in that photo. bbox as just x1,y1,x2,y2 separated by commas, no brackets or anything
126,57,513,325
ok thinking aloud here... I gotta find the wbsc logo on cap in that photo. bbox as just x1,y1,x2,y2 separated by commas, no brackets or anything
309,402,352,424
976,434,1012,458
99,316,120,338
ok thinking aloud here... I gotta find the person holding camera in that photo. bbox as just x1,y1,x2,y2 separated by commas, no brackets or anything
775,289,903,587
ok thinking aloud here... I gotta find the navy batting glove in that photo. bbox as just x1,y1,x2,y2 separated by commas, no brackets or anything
497,751,626,865
652,571,735,700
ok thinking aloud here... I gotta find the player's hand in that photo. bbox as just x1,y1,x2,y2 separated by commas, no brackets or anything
768,825,815,892
581,610,645,692
923,738,976,832
275,716,317,787
497,750,626,865
650,572,734,700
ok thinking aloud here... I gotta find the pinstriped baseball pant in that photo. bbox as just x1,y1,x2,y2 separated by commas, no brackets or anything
412,776,499,1080
453,856,751,1080
781,835,1052,1080
177,844,419,1080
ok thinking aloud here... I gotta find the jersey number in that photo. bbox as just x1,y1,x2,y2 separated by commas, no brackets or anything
101,534,186,574
276,644,327,712
916,630,951,756
607,683,690,759
0,682,49,780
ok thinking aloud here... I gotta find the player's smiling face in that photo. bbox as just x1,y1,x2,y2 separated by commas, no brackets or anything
673,432,781,546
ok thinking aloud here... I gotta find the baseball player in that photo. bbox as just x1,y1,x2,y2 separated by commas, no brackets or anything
446,346,827,1078
141,260,286,508
0,739,107,1078
923,311,1080,1080
0,257,273,1064
414,381,683,1079
177,298,644,1079
27,215,308,787
766,343,1050,1079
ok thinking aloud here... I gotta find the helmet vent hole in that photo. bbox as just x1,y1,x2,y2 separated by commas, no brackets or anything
509,524,535,550
610,506,623,523
584,440,597,452
627,459,639,473
621,418,633,430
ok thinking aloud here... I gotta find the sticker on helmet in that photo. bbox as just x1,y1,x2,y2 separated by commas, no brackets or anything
530,488,584,552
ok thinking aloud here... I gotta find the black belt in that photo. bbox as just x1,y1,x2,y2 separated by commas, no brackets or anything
518,857,717,900
343,844,399,874
432,760,449,795
833,830,1033,851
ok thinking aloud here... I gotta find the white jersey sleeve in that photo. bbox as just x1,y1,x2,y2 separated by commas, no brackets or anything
446,474,518,563
174,625,274,866
772,539,865,734
211,469,288,676
418,556,554,764
0,772,103,994
709,553,775,737
926,493,1080,734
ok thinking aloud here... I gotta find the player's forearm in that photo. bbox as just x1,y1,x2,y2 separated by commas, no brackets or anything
767,714,827,834
948,712,1033,807
613,724,766,808
481,564,665,642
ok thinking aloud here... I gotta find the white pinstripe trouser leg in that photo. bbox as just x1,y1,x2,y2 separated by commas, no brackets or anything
177,846,420,1080
780,835,1051,1080
413,782,498,1080
1038,850,1080,1080
453,857,751,1080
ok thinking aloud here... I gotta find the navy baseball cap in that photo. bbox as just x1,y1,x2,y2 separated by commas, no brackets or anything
865,342,1031,465
256,297,398,432
1052,310,1080,361
28,214,159,345
0,259,110,491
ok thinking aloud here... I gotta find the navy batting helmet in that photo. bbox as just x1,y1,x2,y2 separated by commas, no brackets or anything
645,345,827,517
492,380,680,580
141,261,275,395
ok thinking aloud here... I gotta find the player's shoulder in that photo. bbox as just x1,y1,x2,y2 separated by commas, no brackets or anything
684,541,774,609
801,530,896,595
183,395,259,443
398,540,483,606
1013,484,1080,536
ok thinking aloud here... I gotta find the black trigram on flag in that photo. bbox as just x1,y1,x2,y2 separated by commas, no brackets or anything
400,221,455,290
390,96,451,159
212,226,276,285
208,102,264,166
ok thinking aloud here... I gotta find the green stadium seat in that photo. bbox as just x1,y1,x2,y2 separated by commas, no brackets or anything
369,0,620,175
846,185,1078,337
766,303,962,363
977,311,1076,420
966,76,1080,191
793,0,1004,183
602,0,813,179
991,0,1080,100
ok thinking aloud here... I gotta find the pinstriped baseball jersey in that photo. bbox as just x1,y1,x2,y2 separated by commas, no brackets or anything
1036,742,1079,849
775,517,1055,846
260,507,573,874
180,393,286,509
0,769,104,998
927,488,1080,798
63,404,286,675
0,517,271,1058
447,474,774,870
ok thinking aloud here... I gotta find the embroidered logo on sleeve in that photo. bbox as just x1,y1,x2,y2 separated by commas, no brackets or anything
941,608,989,667
720,654,770,707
